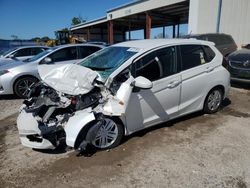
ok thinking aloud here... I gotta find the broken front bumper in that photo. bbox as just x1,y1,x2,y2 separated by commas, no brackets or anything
17,109,55,149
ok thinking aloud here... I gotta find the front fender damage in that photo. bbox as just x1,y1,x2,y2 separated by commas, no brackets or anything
17,65,134,154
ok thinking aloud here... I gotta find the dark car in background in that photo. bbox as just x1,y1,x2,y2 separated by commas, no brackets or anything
227,49,250,83
182,33,237,57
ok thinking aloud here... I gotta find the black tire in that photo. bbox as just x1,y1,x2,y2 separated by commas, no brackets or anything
14,77,38,98
203,88,223,114
85,118,124,150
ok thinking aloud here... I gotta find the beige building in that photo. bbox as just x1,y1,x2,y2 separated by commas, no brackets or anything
70,0,250,47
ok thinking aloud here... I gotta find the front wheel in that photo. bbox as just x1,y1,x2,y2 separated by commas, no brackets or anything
87,118,124,150
14,77,38,98
204,88,223,114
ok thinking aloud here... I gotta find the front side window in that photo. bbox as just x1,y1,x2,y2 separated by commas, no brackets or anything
48,47,77,62
133,47,177,81
180,45,207,71
14,48,32,57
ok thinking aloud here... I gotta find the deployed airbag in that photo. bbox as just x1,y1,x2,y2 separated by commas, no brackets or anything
38,64,98,95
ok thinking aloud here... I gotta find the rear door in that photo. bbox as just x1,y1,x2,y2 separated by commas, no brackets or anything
78,46,101,60
31,47,46,56
125,46,181,132
178,44,216,116
47,46,77,64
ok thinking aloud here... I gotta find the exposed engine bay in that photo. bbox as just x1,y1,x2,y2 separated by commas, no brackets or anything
17,64,133,153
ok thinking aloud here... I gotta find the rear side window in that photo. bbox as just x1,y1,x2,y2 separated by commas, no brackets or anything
14,48,32,57
48,47,77,62
78,46,101,59
203,45,215,62
31,48,44,55
180,45,207,71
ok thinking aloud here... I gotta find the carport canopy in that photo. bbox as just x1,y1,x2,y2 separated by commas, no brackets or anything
70,0,189,44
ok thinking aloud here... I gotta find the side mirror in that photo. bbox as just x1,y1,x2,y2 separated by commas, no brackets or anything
131,76,153,89
41,57,52,64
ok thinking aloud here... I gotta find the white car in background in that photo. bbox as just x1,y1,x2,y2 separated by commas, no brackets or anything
0,44,104,98
0,46,49,64
17,39,230,153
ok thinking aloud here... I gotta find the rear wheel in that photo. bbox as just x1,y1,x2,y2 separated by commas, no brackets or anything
204,88,223,114
14,77,38,98
87,118,124,150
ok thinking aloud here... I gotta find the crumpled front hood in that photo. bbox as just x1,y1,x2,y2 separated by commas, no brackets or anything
38,64,99,95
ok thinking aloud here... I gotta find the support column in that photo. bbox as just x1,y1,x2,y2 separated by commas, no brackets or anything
177,24,180,38
172,24,176,38
108,20,114,44
163,26,165,38
100,28,104,41
86,27,90,41
128,20,131,40
145,12,151,39
122,30,126,41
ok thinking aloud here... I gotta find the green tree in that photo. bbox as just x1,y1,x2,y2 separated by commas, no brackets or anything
71,16,86,26
41,36,50,42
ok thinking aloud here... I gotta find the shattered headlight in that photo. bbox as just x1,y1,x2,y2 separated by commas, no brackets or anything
0,70,9,76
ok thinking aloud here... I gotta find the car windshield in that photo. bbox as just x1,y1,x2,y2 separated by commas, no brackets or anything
79,46,138,80
23,47,56,62
0,47,18,57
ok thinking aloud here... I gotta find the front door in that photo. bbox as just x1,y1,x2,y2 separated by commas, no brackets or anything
125,46,181,133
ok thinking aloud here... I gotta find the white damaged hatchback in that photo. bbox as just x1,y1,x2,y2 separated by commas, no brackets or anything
17,39,230,152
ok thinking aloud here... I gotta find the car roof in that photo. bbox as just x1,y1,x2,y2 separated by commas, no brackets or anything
15,46,49,49
55,43,106,49
183,33,231,38
113,39,214,51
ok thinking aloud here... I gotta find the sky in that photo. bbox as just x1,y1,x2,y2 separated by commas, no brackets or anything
0,0,187,40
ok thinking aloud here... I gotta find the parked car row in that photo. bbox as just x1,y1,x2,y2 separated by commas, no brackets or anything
0,44,105,98
16,39,230,152
0,46,49,63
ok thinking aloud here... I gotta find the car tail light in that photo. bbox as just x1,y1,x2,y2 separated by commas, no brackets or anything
222,58,229,69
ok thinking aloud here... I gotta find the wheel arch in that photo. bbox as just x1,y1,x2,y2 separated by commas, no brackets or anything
13,74,39,93
73,115,125,149
203,84,225,109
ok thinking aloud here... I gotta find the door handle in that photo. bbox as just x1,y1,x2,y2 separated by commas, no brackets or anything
206,67,214,73
167,80,180,88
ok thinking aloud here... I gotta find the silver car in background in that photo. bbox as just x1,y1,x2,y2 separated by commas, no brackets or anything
0,44,104,98
0,46,49,64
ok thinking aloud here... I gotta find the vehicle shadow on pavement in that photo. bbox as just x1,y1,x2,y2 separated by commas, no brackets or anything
231,82,250,90
33,143,68,154
0,94,20,100
123,97,231,144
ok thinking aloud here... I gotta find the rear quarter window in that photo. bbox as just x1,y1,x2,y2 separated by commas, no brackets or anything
202,45,216,62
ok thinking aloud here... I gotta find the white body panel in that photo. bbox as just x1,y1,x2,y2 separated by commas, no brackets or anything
64,109,95,147
16,39,230,150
